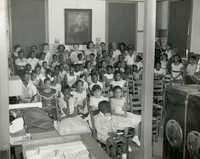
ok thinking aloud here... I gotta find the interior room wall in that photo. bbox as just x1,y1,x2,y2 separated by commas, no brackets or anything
48,0,168,53
190,0,200,54
48,0,106,44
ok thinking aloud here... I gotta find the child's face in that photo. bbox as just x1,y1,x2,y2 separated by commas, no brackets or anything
35,67,41,73
73,44,79,50
41,53,45,60
26,65,31,71
30,51,36,58
91,75,98,83
88,42,94,49
18,52,24,58
108,67,113,74
112,43,117,50
133,65,138,72
63,89,71,99
90,54,95,60
114,73,121,81
129,49,134,55
174,56,180,63
156,63,161,70
53,55,57,61
114,88,122,98
64,65,70,72
43,62,47,68
78,54,82,60
45,80,51,89
43,45,49,51
77,81,83,91
93,89,101,97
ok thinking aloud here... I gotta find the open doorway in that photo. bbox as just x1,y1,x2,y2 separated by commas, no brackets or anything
106,2,137,45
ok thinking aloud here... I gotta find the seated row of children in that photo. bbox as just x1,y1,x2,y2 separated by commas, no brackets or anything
9,41,142,147
153,43,200,84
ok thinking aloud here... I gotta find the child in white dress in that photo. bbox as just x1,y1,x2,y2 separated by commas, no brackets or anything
89,85,109,111
110,86,141,146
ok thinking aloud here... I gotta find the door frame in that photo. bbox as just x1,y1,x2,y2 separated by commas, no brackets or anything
105,0,138,46
8,0,49,52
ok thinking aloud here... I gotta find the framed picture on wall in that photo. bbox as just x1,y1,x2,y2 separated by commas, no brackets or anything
65,9,92,44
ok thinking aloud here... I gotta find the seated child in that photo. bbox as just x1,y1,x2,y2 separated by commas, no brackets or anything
75,53,85,65
104,65,114,84
19,72,37,103
89,85,109,111
110,71,126,88
154,62,165,77
66,66,77,87
58,63,67,82
89,72,104,90
132,65,140,80
51,54,60,69
15,51,27,74
71,80,88,115
70,43,83,64
186,56,197,76
27,51,39,70
58,85,77,118
110,86,141,146
38,52,46,66
124,47,136,67
25,63,32,74
171,55,184,81
94,101,116,144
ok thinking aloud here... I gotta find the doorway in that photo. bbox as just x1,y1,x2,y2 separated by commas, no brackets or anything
106,2,137,45
168,0,192,56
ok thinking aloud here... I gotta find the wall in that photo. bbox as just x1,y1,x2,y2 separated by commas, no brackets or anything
48,0,106,44
190,0,200,54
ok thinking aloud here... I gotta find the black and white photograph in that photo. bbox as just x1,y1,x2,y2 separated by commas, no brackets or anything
0,0,200,159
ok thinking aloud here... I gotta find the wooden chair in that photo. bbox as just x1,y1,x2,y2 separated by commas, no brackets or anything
153,79,164,104
130,80,142,114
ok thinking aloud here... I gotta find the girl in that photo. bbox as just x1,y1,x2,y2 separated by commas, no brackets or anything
171,55,184,81
89,85,109,111
111,86,141,146
65,66,77,87
89,72,104,91
27,50,39,70
58,85,77,118
104,65,114,84
71,80,88,115
154,62,165,77
110,71,126,88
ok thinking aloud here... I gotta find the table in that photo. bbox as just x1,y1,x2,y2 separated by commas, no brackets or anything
10,131,110,159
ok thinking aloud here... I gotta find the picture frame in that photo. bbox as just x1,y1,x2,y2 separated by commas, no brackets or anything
65,9,92,44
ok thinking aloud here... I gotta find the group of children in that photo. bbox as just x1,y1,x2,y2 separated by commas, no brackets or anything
154,43,200,84
9,41,142,146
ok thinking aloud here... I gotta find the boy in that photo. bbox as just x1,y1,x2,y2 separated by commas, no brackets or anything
27,50,39,70
70,43,83,64
94,101,116,143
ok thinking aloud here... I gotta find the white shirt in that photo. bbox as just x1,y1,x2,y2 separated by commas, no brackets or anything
27,57,39,70
70,51,83,64
20,80,37,101
89,96,109,110
154,68,164,75
15,58,27,68
44,51,52,65
112,49,121,58
124,54,136,66
104,73,114,80
171,63,184,78
111,80,126,88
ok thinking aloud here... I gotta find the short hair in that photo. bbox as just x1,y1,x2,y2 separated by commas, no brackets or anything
98,101,111,114
57,44,65,50
107,65,113,70
92,84,101,93
113,85,122,92
61,84,71,93
44,78,51,84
